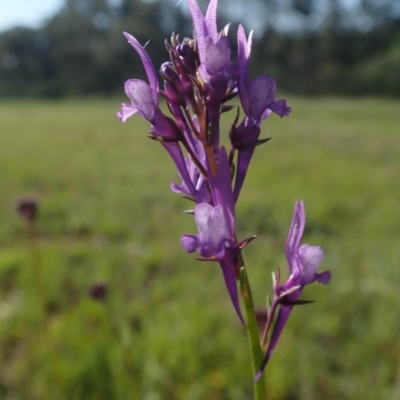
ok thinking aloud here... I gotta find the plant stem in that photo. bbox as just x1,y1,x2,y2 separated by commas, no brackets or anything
238,258,267,400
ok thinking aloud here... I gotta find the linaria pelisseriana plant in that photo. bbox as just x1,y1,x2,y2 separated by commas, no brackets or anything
117,0,331,398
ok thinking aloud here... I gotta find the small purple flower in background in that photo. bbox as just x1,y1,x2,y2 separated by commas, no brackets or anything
16,197,38,222
256,201,331,379
88,282,108,301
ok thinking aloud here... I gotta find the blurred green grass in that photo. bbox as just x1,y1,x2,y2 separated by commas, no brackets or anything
0,97,399,399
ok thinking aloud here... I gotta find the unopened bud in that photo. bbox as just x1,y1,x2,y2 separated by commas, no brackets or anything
160,62,187,106
176,43,197,75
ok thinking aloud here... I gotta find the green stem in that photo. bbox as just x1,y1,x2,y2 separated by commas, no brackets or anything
238,260,267,400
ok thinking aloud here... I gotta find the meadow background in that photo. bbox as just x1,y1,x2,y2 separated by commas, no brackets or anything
0,96,399,399
1,0,400,398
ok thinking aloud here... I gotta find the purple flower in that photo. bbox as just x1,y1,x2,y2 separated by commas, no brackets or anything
117,32,197,196
117,33,181,142
16,197,38,222
237,25,291,121
181,147,243,323
232,25,291,202
256,201,331,380
117,32,159,124
88,282,107,301
187,0,234,90
181,203,232,258
283,201,331,288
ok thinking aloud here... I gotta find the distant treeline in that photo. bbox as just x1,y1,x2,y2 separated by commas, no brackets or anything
0,0,399,98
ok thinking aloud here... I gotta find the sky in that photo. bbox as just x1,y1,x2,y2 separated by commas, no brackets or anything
0,0,397,34
0,0,64,32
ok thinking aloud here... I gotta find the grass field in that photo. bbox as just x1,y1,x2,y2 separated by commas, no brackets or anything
0,97,399,399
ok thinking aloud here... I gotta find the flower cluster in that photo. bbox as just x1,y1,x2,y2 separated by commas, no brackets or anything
117,0,330,381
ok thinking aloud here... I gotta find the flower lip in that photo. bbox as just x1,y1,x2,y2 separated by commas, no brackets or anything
298,244,325,285
193,203,232,258
123,79,157,121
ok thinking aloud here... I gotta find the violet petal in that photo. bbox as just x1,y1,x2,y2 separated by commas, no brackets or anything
298,244,325,285
249,75,277,121
268,99,292,117
219,256,244,324
285,201,306,272
237,24,253,115
194,203,231,257
124,79,156,121
117,103,139,123
181,234,199,253
123,32,159,105
204,0,219,43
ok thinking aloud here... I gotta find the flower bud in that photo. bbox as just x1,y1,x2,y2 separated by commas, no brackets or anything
160,62,187,106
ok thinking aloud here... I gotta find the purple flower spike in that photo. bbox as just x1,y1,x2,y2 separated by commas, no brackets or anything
256,201,331,380
117,32,159,123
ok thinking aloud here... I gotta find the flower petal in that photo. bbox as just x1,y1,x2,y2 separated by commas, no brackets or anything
194,204,231,258
237,24,253,115
181,234,199,253
124,79,156,121
188,0,207,63
219,256,244,324
317,270,332,284
298,244,324,285
209,147,235,232
285,201,306,272
205,0,219,43
268,99,292,117
203,36,231,75
117,103,138,123
123,32,159,106
249,75,276,121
